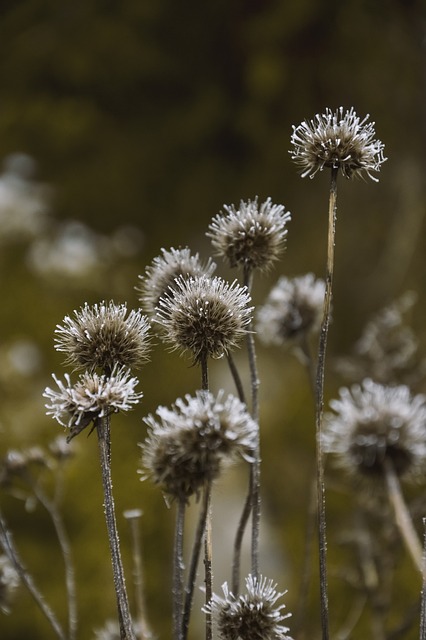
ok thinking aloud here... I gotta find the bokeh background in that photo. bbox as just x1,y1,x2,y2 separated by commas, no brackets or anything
1,1,426,638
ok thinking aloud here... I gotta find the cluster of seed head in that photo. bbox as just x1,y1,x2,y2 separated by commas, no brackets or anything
323,379,426,484
208,197,291,272
290,107,386,180
204,574,292,640
137,247,216,318
256,273,325,347
140,390,257,501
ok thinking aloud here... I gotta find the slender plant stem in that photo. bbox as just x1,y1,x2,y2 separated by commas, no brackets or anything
420,518,426,640
0,510,67,640
315,166,338,640
30,479,77,640
384,458,423,573
226,352,246,404
204,483,213,640
243,265,261,579
182,486,210,640
96,415,136,640
173,499,186,640
232,469,253,595
124,510,152,640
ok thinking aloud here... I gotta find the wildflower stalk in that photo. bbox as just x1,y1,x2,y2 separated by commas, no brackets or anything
384,458,423,573
0,510,66,640
314,166,338,640
226,352,246,404
96,414,136,640
29,478,77,640
182,485,210,640
200,351,213,640
420,518,426,640
173,499,186,640
243,265,260,579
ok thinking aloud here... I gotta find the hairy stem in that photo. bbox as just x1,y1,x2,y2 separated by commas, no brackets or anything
204,484,213,640
0,510,66,640
314,167,338,639
173,499,186,640
182,486,210,640
420,518,426,640
96,415,136,640
243,265,261,579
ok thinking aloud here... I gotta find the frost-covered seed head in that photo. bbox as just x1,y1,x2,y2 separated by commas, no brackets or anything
140,390,257,501
290,107,386,181
54,301,151,373
204,574,292,640
0,555,20,614
323,379,426,482
44,366,142,435
155,275,253,364
207,197,291,272
256,274,325,347
137,247,216,317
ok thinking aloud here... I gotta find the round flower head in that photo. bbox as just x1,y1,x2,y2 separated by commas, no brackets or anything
323,379,426,483
44,366,142,440
54,301,151,372
140,390,257,501
290,107,386,181
256,273,325,347
207,197,291,272
155,275,253,364
204,574,292,640
136,247,216,317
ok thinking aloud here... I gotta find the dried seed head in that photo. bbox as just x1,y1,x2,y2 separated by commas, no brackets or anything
54,301,151,373
207,197,291,272
155,275,253,364
204,574,292,640
140,390,257,501
290,107,386,181
323,379,426,483
256,274,325,347
137,247,216,317
44,366,142,438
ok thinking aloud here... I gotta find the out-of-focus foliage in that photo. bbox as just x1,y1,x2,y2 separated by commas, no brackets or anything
0,1,425,638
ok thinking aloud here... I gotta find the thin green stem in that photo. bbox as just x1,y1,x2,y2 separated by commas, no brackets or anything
314,166,338,640
96,415,136,640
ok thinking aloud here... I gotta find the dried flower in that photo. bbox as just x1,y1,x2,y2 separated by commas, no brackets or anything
323,379,426,482
290,107,386,181
204,574,292,640
207,197,291,272
54,301,151,373
155,275,253,363
137,247,216,317
140,390,257,501
44,366,142,439
256,274,325,347
0,555,20,614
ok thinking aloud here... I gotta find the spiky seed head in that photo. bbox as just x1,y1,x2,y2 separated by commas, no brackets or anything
323,379,426,483
204,574,292,640
140,390,257,501
137,247,216,317
44,366,142,438
207,197,291,272
155,275,253,364
256,273,325,347
54,301,151,373
290,107,386,181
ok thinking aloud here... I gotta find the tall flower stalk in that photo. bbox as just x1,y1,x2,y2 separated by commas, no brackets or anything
290,106,386,638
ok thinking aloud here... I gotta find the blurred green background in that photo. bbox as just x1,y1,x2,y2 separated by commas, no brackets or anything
1,0,426,638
